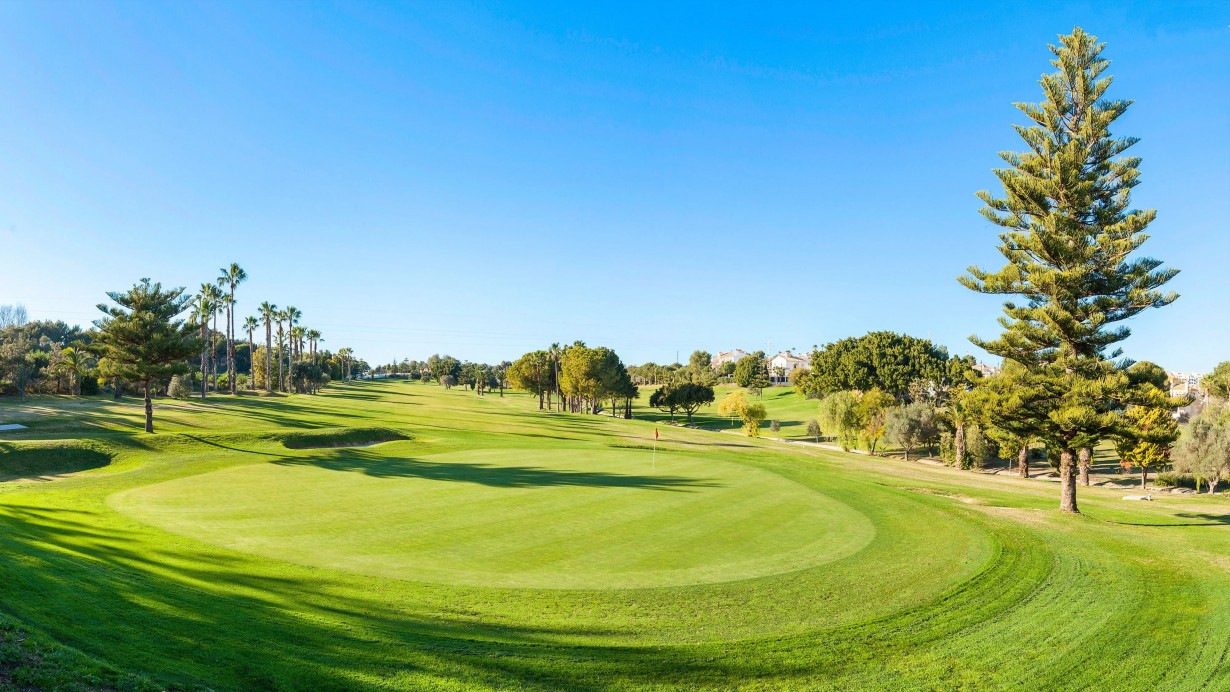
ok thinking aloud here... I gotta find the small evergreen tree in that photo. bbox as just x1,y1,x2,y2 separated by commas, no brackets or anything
167,374,191,399
93,279,202,433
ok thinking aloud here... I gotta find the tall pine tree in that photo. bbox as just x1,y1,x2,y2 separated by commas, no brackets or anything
960,28,1178,513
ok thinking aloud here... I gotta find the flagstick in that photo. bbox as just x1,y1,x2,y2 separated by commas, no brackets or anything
652,437,656,471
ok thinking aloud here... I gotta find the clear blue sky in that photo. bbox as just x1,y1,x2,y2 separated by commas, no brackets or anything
2,1,1226,371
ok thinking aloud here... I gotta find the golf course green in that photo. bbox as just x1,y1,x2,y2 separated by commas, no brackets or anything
1,379,1228,690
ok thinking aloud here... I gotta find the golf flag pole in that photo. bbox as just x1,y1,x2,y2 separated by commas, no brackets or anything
653,428,658,470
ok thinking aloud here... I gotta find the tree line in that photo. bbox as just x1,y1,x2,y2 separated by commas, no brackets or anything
0,267,367,432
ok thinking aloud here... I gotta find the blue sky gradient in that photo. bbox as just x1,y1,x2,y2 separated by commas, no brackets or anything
2,1,1226,370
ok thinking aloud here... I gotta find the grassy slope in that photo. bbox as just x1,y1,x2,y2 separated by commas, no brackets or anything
0,382,1226,690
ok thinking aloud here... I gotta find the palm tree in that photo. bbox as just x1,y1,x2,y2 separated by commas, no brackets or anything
284,306,302,366
339,347,353,382
199,283,222,392
276,309,288,392
243,316,259,390
217,263,248,395
291,326,305,366
60,345,88,395
259,302,277,393
549,342,561,412
193,286,217,399
306,329,322,365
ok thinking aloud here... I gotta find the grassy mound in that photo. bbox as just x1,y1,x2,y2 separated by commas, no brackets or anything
0,440,113,481
280,426,409,449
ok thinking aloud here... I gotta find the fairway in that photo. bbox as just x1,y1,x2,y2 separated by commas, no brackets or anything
110,446,872,588
1,380,1229,690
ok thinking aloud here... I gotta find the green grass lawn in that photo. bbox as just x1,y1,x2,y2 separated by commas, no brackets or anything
635,384,824,439
1,381,1228,689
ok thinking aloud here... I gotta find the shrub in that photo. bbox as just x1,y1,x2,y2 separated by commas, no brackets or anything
79,375,100,396
1156,471,1199,490
167,375,190,399
807,419,822,442
770,419,781,434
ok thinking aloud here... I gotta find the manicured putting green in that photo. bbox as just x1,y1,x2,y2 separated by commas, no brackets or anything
110,446,873,588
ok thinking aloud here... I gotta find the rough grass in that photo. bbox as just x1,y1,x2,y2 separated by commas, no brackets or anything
0,381,1227,690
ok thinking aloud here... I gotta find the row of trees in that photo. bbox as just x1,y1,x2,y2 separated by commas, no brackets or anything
186,264,340,398
627,350,771,392
506,343,639,417
2,270,366,432
0,309,98,398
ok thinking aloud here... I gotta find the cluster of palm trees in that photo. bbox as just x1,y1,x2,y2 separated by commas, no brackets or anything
190,263,326,398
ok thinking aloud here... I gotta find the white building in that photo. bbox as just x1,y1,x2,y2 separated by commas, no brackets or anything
973,363,1001,378
710,349,749,369
1167,371,1206,399
769,351,809,384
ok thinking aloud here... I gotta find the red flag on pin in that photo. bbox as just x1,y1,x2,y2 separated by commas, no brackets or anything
654,428,659,440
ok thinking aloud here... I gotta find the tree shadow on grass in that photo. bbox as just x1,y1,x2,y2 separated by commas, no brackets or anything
270,449,720,492
1112,511,1230,527
0,502,795,690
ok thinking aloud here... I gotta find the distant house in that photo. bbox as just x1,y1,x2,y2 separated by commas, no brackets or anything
972,363,1000,378
769,351,809,384
1167,371,1206,399
710,349,749,369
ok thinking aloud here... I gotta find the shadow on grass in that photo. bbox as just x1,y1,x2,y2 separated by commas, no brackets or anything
1112,511,1230,527
270,448,719,491
0,503,791,690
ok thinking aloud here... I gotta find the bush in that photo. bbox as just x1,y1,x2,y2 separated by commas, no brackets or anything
167,375,190,399
807,419,822,442
769,419,781,434
79,375,100,396
1157,471,1200,490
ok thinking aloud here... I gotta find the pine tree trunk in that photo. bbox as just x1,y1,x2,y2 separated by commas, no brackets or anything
144,380,154,433
1141,467,1148,490
1078,447,1092,486
1018,444,1029,478
113,377,122,400
1059,448,1079,513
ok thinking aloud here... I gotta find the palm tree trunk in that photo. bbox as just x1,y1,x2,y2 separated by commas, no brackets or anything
227,291,236,395
210,311,218,391
200,322,208,399
954,424,966,470
265,323,273,393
